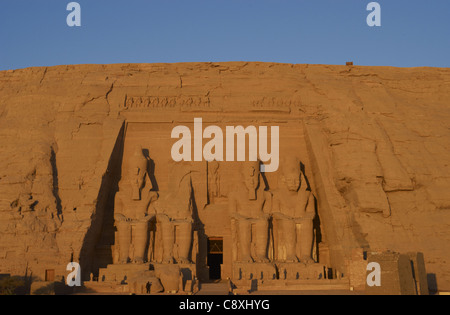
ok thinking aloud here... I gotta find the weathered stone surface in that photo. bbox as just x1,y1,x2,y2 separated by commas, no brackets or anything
0,62,449,293
365,252,417,295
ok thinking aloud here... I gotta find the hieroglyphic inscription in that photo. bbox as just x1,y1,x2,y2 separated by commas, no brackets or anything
122,95,302,113
122,95,211,111
252,97,301,113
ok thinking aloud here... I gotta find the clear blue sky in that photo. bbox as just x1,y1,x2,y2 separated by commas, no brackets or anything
0,0,449,70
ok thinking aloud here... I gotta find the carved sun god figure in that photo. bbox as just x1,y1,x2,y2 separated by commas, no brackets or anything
272,157,316,264
114,146,157,264
149,164,194,264
208,161,220,202
229,161,271,263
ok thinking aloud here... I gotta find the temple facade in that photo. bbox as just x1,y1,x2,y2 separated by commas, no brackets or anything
91,107,333,293
0,63,441,294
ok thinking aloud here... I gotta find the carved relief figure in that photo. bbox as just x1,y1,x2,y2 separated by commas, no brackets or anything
114,145,157,264
229,161,271,263
149,164,194,264
272,157,316,264
208,161,220,203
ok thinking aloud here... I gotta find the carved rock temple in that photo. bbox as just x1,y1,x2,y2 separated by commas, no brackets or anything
0,62,449,294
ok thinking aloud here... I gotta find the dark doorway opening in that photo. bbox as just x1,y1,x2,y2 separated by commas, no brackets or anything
207,237,223,280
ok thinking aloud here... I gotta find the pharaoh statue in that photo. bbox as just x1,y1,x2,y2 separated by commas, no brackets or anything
149,163,194,264
228,161,271,263
114,145,158,264
272,157,316,264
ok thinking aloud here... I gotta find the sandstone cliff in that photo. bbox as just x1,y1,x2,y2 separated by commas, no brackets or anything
0,62,449,291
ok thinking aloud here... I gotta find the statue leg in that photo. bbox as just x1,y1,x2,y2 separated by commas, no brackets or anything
147,220,156,262
116,221,131,264
237,219,252,263
177,221,192,264
158,215,174,264
133,221,149,263
255,218,269,263
272,219,279,261
281,219,297,262
299,219,314,264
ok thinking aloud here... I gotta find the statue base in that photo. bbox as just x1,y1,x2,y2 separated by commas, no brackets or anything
276,262,326,280
232,262,277,281
97,262,196,294
231,262,344,293
98,263,155,283
151,262,197,282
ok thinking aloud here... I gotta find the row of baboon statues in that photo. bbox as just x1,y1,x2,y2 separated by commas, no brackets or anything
113,146,316,265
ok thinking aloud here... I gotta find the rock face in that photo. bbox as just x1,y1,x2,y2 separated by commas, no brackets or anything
0,62,449,292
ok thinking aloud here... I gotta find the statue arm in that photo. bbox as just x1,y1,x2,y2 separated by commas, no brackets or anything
294,193,316,222
304,193,316,220
263,191,273,215
114,213,127,222
228,193,243,220
146,192,159,216
144,172,153,191
114,193,125,216
296,189,311,216
147,203,156,217
137,168,145,188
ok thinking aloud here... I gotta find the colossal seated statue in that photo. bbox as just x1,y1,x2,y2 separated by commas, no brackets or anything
114,146,157,264
149,163,194,264
272,157,316,264
228,161,271,263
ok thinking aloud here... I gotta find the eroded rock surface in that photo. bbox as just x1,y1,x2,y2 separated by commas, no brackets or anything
0,62,449,291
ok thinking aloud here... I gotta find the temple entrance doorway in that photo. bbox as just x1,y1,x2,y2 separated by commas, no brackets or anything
207,237,223,280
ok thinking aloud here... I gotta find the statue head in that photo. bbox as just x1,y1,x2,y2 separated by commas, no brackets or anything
129,145,147,176
240,160,261,200
280,157,301,192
